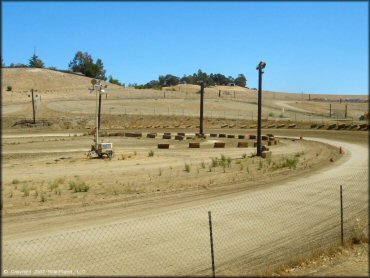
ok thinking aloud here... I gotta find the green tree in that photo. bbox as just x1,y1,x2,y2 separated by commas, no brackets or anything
68,51,106,79
234,74,247,87
29,54,44,68
68,51,94,75
95,58,106,80
108,75,122,86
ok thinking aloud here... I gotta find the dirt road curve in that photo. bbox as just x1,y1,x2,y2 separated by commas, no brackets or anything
3,137,368,276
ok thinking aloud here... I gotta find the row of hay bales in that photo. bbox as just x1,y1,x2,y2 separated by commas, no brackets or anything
310,123,369,130
220,123,296,129
157,141,272,149
102,131,279,144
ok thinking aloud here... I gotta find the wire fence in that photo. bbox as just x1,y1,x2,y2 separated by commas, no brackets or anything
2,168,368,276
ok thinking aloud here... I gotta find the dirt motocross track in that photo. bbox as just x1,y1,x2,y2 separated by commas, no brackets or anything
2,68,368,276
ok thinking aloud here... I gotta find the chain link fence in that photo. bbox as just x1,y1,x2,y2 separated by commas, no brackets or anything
3,168,367,276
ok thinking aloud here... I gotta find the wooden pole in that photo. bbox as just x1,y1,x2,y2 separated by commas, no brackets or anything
340,185,344,246
31,89,36,124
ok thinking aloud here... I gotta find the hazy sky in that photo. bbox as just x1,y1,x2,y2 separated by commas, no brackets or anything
2,1,368,95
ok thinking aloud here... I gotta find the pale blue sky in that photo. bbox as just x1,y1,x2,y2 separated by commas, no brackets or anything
2,1,369,94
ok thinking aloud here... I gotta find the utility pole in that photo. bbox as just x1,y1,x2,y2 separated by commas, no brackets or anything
256,61,266,157
31,89,36,124
345,104,348,118
198,81,205,136
98,93,102,130
329,103,332,117
89,79,106,147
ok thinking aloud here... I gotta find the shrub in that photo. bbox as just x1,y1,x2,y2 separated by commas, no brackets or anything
200,161,206,169
268,112,275,117
283,158,298,169
40,193,46,202
6,86,12,91
21,185,29,197
69,181,89,192
211,158,218,167
227,157,232,168
12,179,20,184
184,163,191,173
148,150,154,157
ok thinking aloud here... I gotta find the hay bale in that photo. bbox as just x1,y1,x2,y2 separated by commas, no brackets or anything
108,132,119,137
262,151,272,159
267,141,272,146
277,124,285,128
238,135,245,139
125,132,142,138
227,134,235,138
253,142,257,147
262,135,269,141
189,142,200,148
262,145,269,151
177,132,185,136
266,133,274,138
310,124,317,128
350,124,358,129
219,133,226,138
250,125,256,128
359,123,367,129
229,124,236,128
214,142,225,148
221,124,228,128
240,125,248,128
249,134,256,140
268,124,275,128
328,124,336,130
164,132,171,136
317,124,325,129
162,134,171,139
210,133,218,137
237,142,249,148
158,144,169,149
288,124,296,128
147,133,156,138
337,123,346,129
175,135,184,141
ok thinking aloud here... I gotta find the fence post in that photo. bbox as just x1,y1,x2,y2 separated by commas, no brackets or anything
208,211,216,278
340,185,344,246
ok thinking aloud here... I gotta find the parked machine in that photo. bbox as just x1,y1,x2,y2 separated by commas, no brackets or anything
87,142,113,159
86,79,113,159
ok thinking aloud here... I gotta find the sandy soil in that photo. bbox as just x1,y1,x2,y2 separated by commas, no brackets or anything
1,68,368,276
275,242,368,276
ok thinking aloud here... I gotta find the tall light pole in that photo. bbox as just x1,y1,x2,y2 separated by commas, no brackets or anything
89,79,106,148
198,81,205,136
256,61,266,157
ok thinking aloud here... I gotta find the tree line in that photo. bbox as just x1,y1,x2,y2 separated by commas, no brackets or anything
135,70,247,89
3,52,248,89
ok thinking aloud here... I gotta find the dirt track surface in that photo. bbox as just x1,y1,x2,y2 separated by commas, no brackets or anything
2,134,368,276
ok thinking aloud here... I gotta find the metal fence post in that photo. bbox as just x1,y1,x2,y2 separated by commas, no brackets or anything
340,185,344,246
208,211,216,278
